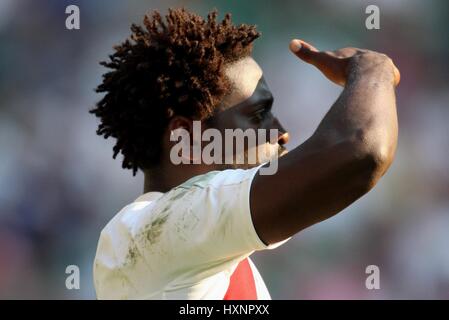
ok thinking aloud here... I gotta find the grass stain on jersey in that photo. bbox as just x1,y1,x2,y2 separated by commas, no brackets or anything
125,246,138,267
169,189,188,201
144,214,169,245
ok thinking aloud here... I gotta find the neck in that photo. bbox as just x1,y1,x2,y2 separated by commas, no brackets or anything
143,163,214,194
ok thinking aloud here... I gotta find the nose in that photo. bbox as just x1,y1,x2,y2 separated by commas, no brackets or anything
278,131,289,145
272,117,289,145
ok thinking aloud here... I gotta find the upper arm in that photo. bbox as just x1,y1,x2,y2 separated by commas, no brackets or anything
249,134,380,245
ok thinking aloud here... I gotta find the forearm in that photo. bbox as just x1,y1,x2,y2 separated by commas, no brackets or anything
271,60,398,232
313,57,398,175
250,47,400,244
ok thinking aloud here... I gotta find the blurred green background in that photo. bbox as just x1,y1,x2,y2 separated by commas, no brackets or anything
0,0,448,299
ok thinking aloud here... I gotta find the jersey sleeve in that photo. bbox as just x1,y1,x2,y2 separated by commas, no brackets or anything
150,165,289,285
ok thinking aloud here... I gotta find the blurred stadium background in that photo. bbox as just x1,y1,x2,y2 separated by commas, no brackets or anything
0,0,448,299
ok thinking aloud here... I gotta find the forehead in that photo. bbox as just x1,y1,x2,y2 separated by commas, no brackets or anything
229,76,273,115
221,56,264,109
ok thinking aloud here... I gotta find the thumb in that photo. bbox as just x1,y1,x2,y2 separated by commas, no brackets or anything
289,39,320,64
289,39,348,86
289,38,340,71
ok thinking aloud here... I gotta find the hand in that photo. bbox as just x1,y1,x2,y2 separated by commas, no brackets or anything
289,39,400,87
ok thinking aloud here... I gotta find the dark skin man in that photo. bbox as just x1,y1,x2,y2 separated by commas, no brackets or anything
144,38,400,246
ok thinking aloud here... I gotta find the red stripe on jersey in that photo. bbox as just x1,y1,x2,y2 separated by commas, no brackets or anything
223,258,257,300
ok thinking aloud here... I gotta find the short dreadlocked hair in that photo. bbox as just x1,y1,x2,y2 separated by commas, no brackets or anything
90,8,260,175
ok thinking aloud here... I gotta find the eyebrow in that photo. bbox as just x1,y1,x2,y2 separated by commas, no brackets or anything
245,93,274,114
254,95,274,109
214,76,274,116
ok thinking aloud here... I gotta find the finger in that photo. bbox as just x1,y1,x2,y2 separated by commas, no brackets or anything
289,39,340,70
289,39,319,64
393,65,401,86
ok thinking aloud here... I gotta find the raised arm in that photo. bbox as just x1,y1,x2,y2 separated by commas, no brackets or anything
250,39,400,245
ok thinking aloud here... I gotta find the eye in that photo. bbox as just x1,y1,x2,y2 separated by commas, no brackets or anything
250,109,271,123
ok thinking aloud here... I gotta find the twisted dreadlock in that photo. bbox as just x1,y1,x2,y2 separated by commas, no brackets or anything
90,8,260,175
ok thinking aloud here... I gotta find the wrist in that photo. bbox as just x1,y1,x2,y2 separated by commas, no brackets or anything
346,53,396,87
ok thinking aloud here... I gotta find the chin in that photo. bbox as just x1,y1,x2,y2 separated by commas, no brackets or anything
279,149,289,157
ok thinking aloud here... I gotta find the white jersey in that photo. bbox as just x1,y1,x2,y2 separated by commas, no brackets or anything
93,165,289,299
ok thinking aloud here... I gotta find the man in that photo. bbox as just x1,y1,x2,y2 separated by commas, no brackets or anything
91,8,400,299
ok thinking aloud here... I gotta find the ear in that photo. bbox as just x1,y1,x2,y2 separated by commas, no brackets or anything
167,115,193,137
165,116,201,163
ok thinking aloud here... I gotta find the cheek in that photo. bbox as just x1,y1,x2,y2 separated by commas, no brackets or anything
220,115,254,132
246,142,279,164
